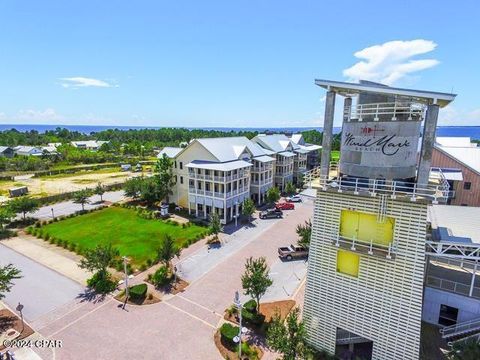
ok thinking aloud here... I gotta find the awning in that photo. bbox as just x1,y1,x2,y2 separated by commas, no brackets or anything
278,151,296,157
253,155,275,163
186,159,252,171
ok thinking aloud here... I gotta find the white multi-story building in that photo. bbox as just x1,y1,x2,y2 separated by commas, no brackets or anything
303,79,460,359
251,134,309,189
289,133,322,170
162,137,275,223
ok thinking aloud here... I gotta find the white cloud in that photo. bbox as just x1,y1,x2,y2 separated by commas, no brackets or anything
16,108,64,123
59,77,118,88
439,105,480,126
343,39,440,85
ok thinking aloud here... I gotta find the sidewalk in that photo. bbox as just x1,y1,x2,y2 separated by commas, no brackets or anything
1,234,91,285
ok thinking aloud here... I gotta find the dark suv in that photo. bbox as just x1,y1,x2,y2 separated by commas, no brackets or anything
259,208,283,219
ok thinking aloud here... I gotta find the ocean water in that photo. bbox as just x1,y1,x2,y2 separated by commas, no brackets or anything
1,124,480,139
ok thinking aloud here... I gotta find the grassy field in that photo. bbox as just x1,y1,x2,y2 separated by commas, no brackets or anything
40,207,207,267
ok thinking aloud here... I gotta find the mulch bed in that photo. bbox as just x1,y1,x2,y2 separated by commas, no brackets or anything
213,329,263,360
145,277,189,295
0,309,34,351
259,300,296,322
224,299,296,324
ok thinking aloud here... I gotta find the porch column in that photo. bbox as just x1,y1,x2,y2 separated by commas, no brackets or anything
320,90,336,177
469,261,478,297
417,103,440,186
223,203,227,223
195,203,198,217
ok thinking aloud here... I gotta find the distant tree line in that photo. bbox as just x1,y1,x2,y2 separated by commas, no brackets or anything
0,127,341,172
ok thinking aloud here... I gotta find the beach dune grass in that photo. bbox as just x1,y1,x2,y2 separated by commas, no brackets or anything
40,207,206,267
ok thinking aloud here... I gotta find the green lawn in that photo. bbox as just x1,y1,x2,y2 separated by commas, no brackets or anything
41,207,207,267
331,150,340,162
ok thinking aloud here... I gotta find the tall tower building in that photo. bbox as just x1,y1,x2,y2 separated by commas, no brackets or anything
303,80,456,359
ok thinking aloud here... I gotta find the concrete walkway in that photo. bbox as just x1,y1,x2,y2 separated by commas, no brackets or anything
1,234,91,285
29,190,125,221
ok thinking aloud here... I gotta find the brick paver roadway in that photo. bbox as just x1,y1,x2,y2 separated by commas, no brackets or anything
30,198,314,360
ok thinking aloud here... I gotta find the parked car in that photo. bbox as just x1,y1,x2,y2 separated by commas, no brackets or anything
275,202,294,210
278,244,308,260
259,208,283,219
286,195,302,203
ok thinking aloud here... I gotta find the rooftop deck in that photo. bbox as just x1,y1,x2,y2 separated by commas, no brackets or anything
304,164,450,204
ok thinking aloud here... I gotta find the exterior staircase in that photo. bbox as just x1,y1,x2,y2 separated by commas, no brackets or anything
440,317,480,341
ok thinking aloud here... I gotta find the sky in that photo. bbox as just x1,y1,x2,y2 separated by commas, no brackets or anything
0,0,479,128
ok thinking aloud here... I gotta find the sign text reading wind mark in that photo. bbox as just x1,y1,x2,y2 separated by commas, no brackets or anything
343,133,411,156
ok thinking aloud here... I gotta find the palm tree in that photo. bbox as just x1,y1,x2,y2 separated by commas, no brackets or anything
157,234,181,271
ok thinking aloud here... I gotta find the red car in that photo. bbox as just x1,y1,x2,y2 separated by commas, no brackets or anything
275,202,294,210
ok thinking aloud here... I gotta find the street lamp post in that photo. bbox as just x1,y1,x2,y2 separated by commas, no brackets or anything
233,291,243,359
122,256,130,309
16,302,24,333
51,207,55,219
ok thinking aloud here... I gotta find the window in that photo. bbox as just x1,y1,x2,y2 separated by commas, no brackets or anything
175,161,177,169
174,175,177,183
340,210,395,247
337,250,359,277
180,176,183,184
464,182,472,190
439,305,458,326
179,162,183,170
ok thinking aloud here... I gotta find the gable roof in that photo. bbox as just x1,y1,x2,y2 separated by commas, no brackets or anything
252,134,299,153
157,147,183,159
290,134,305,145
193,137,270,162
0,146,13,153
435,145,480,175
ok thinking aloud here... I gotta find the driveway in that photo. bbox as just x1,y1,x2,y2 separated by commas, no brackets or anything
30,190,125,220
23,197,313,360
0,244,85,323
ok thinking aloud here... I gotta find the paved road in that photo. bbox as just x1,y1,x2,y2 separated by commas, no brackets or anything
0,244,85,322
28,197,314,360
30,190,125,220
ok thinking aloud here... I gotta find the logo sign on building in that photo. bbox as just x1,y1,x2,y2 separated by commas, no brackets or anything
340,121,421,169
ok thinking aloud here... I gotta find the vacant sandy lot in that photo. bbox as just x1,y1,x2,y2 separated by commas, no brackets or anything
0,168,147,202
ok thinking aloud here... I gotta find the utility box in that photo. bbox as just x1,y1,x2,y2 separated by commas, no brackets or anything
9,186,28,197
120,164,132,171
160,204,169,217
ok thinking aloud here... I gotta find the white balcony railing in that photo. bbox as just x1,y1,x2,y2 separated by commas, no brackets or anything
304,168,450,203
334,234,395,259
345,102,426,122
425,276,479,299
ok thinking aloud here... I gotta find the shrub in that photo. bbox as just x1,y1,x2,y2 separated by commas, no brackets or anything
151,265,171,287
87,271,117,294
220,323,239,350
68,242,76,252
129,283,147,300
146,258,153,267
244,299,257,312
241,299,265,326
139,263,147,272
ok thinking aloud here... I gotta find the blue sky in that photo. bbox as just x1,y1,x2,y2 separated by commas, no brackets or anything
0,0,479,127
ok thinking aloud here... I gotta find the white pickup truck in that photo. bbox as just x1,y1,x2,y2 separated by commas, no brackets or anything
278,244,308,260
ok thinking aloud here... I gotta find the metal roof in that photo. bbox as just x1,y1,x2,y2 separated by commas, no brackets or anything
278,151,296,157
186,159,252,171
157,147,183,159
195,137,270,162
435,143,480,175
315,79,456,107
253,155,275,163
429,205,480,244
